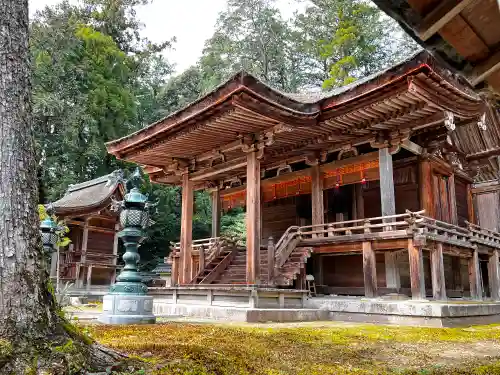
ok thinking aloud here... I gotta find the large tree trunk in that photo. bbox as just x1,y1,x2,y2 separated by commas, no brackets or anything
0,2,121,373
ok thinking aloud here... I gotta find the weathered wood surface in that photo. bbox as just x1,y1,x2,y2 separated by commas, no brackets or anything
246,150,261,284
408,238,426,300
431,243,446,300
378,148,396,220
419,159,433,218
362,241,378,297
180,173,194,284
200,247,238,284
211,188,221,237
488,249,500,301
267,237,275,284
385,251,401,290
468,249,483,300
311,164,324,230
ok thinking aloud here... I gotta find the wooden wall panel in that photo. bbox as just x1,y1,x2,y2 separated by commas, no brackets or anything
455,178,470,227
322,254,385,288
476,191,500,231
262,197,299,242
87,231,114,253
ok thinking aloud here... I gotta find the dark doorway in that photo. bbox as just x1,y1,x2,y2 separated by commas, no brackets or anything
325,185,354,223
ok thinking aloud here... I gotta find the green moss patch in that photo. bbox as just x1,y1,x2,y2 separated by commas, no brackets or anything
89,323,500,375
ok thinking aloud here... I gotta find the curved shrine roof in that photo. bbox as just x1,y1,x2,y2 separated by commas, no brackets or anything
105,51,497,184
52,170,124,217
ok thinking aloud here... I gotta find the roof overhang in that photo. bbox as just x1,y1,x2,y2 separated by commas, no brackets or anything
371,0,500,95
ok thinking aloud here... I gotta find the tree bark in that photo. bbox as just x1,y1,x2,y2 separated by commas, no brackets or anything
0,2,120,373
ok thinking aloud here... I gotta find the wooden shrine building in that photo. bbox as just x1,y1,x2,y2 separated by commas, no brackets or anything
107,51,500,301
52,170,124,291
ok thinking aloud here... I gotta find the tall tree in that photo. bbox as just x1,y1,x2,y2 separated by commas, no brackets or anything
200,0,298,92
0,1,116,373
32,0,173,200
293,0,419,89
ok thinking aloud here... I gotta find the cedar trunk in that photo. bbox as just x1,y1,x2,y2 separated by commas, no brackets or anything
0,1,120,373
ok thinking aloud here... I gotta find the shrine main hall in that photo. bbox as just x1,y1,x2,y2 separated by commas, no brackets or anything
106,51,500,325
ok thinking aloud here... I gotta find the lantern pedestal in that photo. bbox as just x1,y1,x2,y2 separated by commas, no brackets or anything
98,170,157,325
99,294,155,324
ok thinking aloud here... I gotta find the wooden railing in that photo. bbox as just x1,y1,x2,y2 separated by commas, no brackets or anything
170,237,221,253
274,209,500,270
466,221,500,249
274,210,425,268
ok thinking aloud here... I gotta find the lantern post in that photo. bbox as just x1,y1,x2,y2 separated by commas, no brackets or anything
99,168,156,324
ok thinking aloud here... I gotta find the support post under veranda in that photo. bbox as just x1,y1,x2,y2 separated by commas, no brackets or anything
0,1,122,373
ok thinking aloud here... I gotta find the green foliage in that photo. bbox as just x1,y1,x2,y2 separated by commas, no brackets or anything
0,339,13,365
38,204,71,247
221,208,246,243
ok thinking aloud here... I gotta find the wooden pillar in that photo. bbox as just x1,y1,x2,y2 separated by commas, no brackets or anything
408,238,426,300
246,150,261,284
362,241,377,298
488,250,500,301
379,147,396,218
74,263,81,288
467,184,475,224
86,265,93,291
311,164,324,227
171,254,179,286
430,243,446,300
180,173,194,284
267,237,275,285
468,248,483,300
81,219,89,263
211,187,221,238
353,184,364,219
419,159,433,216
385,252,400,291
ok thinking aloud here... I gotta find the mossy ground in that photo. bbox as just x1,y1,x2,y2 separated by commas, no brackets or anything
87,322,500,375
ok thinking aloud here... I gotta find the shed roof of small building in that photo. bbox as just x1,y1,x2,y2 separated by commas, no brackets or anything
52,170,125,217
151,262,172,274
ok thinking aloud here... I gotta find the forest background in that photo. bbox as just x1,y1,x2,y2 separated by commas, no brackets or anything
33,0,419,269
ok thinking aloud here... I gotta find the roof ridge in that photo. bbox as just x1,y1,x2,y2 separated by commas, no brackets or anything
66,170,123,193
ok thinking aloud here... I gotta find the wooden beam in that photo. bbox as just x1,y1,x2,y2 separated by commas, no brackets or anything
311,164,324,230
431,243,447,300
379,147,396,218
418,0,478,41
470,49,500,85
211,187,221,237
246,150,261,284
362,241,378,298
400,139,423,155
488,250,500,301
408,238,426,300
466,146,500,161
355,184,364,219
190,157,247,181
468,248,483,300
180,173,194,284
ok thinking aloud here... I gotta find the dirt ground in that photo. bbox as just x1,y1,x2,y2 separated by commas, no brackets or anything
86,321,500,374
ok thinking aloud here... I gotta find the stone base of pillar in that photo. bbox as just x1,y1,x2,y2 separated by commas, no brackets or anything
99,294,156,324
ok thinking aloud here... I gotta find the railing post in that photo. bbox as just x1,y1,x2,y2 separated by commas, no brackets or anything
364,219,371,234
267,237,275,285
199,245,205,279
